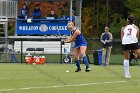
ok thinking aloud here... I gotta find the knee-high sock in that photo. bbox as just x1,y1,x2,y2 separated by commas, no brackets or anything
83,56,89,69
123,60,130,75
75,60,81,69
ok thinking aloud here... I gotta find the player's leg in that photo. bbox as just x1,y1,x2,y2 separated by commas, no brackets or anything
123,50,131,78
74,48,81,72
135,48,140,58
80,46,91,72
106,47,112,65
129,51,134,66
102,48,106,66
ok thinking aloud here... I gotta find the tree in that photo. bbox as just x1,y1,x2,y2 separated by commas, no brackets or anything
81,0,129,39
124,0,140,26
109,13,125,39
82,0,111,38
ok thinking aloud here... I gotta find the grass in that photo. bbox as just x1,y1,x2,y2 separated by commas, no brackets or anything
0,63,140,93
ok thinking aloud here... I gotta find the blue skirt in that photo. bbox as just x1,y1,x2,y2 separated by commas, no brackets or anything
74,42,87,48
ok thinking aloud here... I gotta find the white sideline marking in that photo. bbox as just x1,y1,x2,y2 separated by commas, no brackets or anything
0,80,139,92
0,89,14,91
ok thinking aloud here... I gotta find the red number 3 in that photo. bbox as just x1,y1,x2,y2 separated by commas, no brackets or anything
127,28,132,35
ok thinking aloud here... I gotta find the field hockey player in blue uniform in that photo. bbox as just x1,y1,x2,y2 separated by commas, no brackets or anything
63,22,91,72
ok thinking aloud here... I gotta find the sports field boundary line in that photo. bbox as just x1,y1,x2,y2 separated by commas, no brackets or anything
0,80,140,92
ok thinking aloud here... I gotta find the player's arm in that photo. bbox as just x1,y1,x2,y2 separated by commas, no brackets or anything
137,29,139,39
121,27,124,40
65,37,71,41
100,33,105,44
134,25,140,39
64,30,80,43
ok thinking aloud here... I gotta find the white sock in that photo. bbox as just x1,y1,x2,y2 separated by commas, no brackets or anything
123,60,130,76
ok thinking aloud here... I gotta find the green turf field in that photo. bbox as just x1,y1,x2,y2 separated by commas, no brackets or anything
0,63,140,93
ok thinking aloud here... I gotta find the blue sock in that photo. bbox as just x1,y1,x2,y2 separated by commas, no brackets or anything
75,60,81,69
83,56,89,69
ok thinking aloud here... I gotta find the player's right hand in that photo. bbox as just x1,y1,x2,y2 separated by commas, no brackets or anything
61,40,65,45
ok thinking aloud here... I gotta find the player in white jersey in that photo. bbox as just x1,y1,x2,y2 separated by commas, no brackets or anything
122,25,138,44
121,15,140,79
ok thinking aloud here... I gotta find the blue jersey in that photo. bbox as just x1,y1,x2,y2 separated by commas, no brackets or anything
71,27,87,48
101,32,112,48
20,8,29,16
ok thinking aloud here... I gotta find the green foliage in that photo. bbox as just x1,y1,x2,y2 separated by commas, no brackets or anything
8,27,15,36
109,14,126,39
8,22,15,36
125,0,140,26
82,1,110,38
82,0,140,39
82,7,95,37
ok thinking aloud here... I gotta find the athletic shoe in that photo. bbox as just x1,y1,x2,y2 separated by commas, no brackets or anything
101,64,106,66
125,74,131,79
101,65,104,66
106,64,109,66
85,68,91,72
75,69,81,72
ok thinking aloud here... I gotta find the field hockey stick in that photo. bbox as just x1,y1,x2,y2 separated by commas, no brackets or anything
63,48,70,63
56,25,65,45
